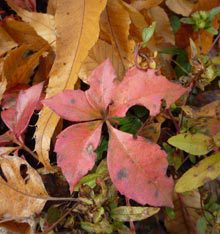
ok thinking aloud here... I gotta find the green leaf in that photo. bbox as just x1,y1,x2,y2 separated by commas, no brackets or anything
111,206,159,222
196,217,207,234
209,7,220,20
168,133,214,156
170,15,181,33
165,207,175,219
175,153,220,192
81,220,113,233
142,22,156,46
96,137,108,160
114,116,142,134
47,207,61,224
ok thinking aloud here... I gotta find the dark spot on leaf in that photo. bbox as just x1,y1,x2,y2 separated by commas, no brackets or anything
20,164,29,184
154,189,159,198
117,168,128,180
66,12,70,15
63,62,66,65
70,99,75,104
86,143,94,155
193,174,198,177
0,166,7,182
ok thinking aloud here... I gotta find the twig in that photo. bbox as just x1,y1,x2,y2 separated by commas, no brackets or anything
126,197,136,234
208,31,220,54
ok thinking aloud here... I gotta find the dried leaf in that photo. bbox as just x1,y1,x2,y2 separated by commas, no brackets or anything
0,155,48,219
7,0,56,48
11,0,36,11
107,124,174,207
165,0,195,16
0,147,18,156
55,121,102,191
111,206,160,221
79,40,124,82
109,67,187,117
131,0,164,11
175,153,220,192
3,44,48,89
168,133,214,156
165,191,201,234
0,221,31,234
35,0,107,170
100,0,135,70
0,27,17,57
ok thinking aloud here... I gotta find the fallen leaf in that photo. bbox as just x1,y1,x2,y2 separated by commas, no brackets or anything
47,0,57,15
107,124,174,207
0,155,48,219
55,121,102,191
165,0,195,16
131,0,164,11
3,44,48,89
111,206,160,221
0,26,17,57
3,18,49,50
1,82,44,137
0,221,31,234
35,0,107,170
79,39,124,82
168,133,214,156
0,147,18,156
100,0,135,70
11,0,36,11
109,67,187,117
165,191,201,234
175,153,220,192
7,0,56,48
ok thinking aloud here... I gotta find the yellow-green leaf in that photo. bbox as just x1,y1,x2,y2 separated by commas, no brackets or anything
175,153,220,192
111,206,160,222
168,133,214,156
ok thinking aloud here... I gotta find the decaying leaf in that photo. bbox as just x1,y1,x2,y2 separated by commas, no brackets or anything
100,0,135,70
111,206,160,221
35,0,107,170
107,124,174,207
55,121,102,191
168,133,214,156
175,153,220,192
0,155,48,219
165,190,202,234
79,39,124,82
131,0,164,11
109,67,187,117
165,0,195,16
6,0,56,48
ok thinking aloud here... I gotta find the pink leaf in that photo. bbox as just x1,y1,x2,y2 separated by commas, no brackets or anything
43,90,102,122
1,82,44,137
86,59,117,112
107,124,174,207
55,121,103,191
109,68,187,117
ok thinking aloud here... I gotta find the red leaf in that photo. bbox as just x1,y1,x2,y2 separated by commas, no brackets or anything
107,124,174,207
1,82,43,137
43,90,102,122
86,59,117,112
109,68,187,117
55,121,102,191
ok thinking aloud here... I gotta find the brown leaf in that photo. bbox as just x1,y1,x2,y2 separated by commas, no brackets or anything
79,39,124,82
165,0,195,16
131,0,164,11
0,156,48,219
100,0,135,70
34,0,107,170
165,191,201,234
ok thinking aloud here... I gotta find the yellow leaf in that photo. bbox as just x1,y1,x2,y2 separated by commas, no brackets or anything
79,39,124,82
3,44,49,89
165,191,201,234
100,0,135,71
0,156,48,219
165,0,195,16
6,0,56,49
35,0,107,170
175,153,220,192
0,26,17,57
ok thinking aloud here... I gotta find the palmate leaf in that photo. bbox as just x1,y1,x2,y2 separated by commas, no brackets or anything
44,59,187,206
